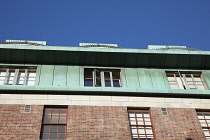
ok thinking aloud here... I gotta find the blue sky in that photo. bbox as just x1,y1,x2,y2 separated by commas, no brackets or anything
1,0,210,50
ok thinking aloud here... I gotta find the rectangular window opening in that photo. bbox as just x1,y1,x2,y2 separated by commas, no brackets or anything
0,67,37,85
128,109,155,140
197,111,210,139
166,71,207,90
84,68,121,87
40,106,68,140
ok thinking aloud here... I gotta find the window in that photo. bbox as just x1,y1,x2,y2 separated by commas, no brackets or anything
84,68,121,87
40,107,67,140
197,111,210,139
0,67,36,85
128,110,154,140
166,71,207,90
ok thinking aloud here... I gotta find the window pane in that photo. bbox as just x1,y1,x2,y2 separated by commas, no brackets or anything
52,109,59,115
60,109,66,116
104,72,110,79
84,70,93,78
45,109,52,115
52,116,59,123
44,116,51,123
0,80,4,85
59,125,66,132
51,125,58,132
145,127,153,134
49,133,57,139
105,80,111,87
143,112,150,117
137,118,144,125
129,112,135,117
130,118,136,125
0,72,6,76
197,113,204,119
59,116,66,123
136,112,142,117
28,72,36,77
58,133,65,139
41,133,48,139
112,71,120,79
131,126,137,134
84,79,93,86
138,127,145,134
199,120,207,127
43,125,50,132
205,113,210,119
144,118,151,125
113,80,120,87
26,80,35,85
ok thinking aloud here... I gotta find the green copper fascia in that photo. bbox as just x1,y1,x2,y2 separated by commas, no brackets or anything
0,44,210,69
0,85,209,97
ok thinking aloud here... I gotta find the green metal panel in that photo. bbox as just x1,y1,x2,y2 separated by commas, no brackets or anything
120,68,127,87
148,54,163,67
82,52,96,66
0,49,11,63
176,54,190,68
11,49,25,63
204,56,210,69
137,68,153,88
67,52,80,65
150,69,167,89
202,70,210,89
39,65,54,86
161,69,171,89
108,53,123,66
67,66,80,87
124,53,137,67
54,51,68,65
136,53,149,67
41,50,55,64
188,55,203,69
96,52,109,66
124,68,140,88
164,54,178,68
53,66,67,86
25,50,38,64
35,65,42,85
79,66,84,87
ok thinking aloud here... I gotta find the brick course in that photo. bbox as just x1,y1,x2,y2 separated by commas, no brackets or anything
0,104,43,140
67,105,131,140
150,107,205,140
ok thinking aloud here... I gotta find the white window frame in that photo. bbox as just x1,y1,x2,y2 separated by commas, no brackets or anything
166,71,207,90
84,68,122,87
0,67,36,85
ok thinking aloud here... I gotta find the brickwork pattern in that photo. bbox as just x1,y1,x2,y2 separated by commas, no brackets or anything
0,104,43,140
67,105,131,140
150,108,205,140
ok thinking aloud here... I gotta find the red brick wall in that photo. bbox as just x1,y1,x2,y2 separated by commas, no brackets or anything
67,105,131,140
150,108,205,140
0,104,43,140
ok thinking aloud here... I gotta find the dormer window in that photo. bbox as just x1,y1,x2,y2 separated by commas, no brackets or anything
84,68,121,87
0,67,36,85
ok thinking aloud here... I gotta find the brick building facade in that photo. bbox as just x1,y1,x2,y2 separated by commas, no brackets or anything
0,40,210,140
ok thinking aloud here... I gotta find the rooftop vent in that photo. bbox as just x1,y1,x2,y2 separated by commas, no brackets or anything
79,43,121,48
0,40,47,46
148,45,201,51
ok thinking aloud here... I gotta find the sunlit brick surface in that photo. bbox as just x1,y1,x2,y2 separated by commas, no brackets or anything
150,108,205,140
0,104,43,140
66,105,131,140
